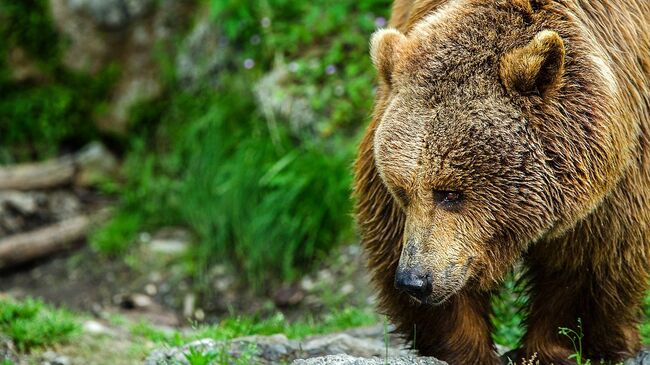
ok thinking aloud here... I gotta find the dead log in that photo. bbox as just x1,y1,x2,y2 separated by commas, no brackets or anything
0,211,109,269
0,142,118,191
0,156,76,191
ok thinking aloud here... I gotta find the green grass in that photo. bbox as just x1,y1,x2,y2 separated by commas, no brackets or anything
183,343,257,365
131,306,377,347
0,297,79,352
90,212,144,256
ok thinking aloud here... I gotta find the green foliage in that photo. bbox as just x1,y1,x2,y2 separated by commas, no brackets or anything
558,319,589,365
105,0,395,284
0,0,115,162
491,275,526,348
209,0,391,133
0,0,61,63
132,306,377,346
0,297,79,352
178,105,354,283
640,288,650,344
184,343,257,365
90,212,144,255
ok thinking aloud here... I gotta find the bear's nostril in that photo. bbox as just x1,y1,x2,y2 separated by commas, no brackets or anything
395,268,433,300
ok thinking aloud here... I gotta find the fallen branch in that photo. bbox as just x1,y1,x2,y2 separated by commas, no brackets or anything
0,210,110,269
0,142,118,191
0,156,76,191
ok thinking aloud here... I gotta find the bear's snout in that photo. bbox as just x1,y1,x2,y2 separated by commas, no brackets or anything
395,267,433,301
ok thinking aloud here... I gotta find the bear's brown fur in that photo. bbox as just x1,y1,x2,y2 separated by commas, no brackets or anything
353,1,650,364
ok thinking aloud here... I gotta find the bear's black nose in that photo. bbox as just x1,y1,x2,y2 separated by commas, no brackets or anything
395,268,432,301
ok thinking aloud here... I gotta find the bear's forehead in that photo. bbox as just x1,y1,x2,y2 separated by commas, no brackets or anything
392,0,526,91
375,91,527,189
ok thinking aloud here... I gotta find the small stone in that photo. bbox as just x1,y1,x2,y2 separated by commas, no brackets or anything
274,285,305,307
118,293,153,310
74,142,119,187
0,191,41,215
40,351,71,365
317,269,334,284
339,283,354,296
214,277,232,292
145,284,158,296
193,309,205,321
149,238,189,255
182,293,195,318
83,320,114,336
300,277,316,291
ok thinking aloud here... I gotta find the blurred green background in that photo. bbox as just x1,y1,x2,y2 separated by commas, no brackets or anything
0,0,389,283
1,1,649,364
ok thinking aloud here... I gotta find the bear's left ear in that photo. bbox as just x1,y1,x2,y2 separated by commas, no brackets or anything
370,28,407,86
500,30,565,97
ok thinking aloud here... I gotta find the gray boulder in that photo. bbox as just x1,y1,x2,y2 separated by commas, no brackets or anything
292,355,446,365
145,325,415,365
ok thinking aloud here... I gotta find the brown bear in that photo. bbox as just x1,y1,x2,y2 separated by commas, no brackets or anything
353,0,650,364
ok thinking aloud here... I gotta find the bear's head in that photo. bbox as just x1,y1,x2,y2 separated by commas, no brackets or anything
369,0,618,304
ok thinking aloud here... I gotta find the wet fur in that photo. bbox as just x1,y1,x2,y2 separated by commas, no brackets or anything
354,1,650,364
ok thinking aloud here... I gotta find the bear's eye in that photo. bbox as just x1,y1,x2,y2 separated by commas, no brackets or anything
433,190,463,209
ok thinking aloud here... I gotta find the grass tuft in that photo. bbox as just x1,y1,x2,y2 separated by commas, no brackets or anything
0,297,79,352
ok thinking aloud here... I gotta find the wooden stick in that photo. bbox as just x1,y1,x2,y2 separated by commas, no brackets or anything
0,211,109,269
0,156,76,191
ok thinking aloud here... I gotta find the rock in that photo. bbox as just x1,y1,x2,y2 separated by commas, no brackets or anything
74,142,119,187
40,351,71,365
0,191,42,215
47,191,82,220
147,227,192,255
254,61,319,136
0,336,18,364
292,355,447,365
83,320,115,336
626,350,650,365
145,326,415,365
182,293,195,318
49,0,194,134
274,284,305,307
175,12,229,90
118,293,153,309
66,0,155,29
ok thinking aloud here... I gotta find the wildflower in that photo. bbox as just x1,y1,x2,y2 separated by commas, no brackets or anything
244,58,255,69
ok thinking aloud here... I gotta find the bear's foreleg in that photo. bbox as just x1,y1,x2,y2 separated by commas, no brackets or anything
521,253,644,365
390,290,500,365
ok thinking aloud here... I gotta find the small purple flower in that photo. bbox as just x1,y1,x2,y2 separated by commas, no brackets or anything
244,58,255,69
375,17,387,28
261,17,271,28
250,35,261,45
325,64,337,75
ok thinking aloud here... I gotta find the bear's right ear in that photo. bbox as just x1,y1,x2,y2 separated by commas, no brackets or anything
500,30,565,97
370,28,407,86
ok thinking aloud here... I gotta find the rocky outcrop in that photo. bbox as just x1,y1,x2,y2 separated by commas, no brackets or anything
48,0,195,134
145,325,417,365
293,355,446,365
145,328,650,365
